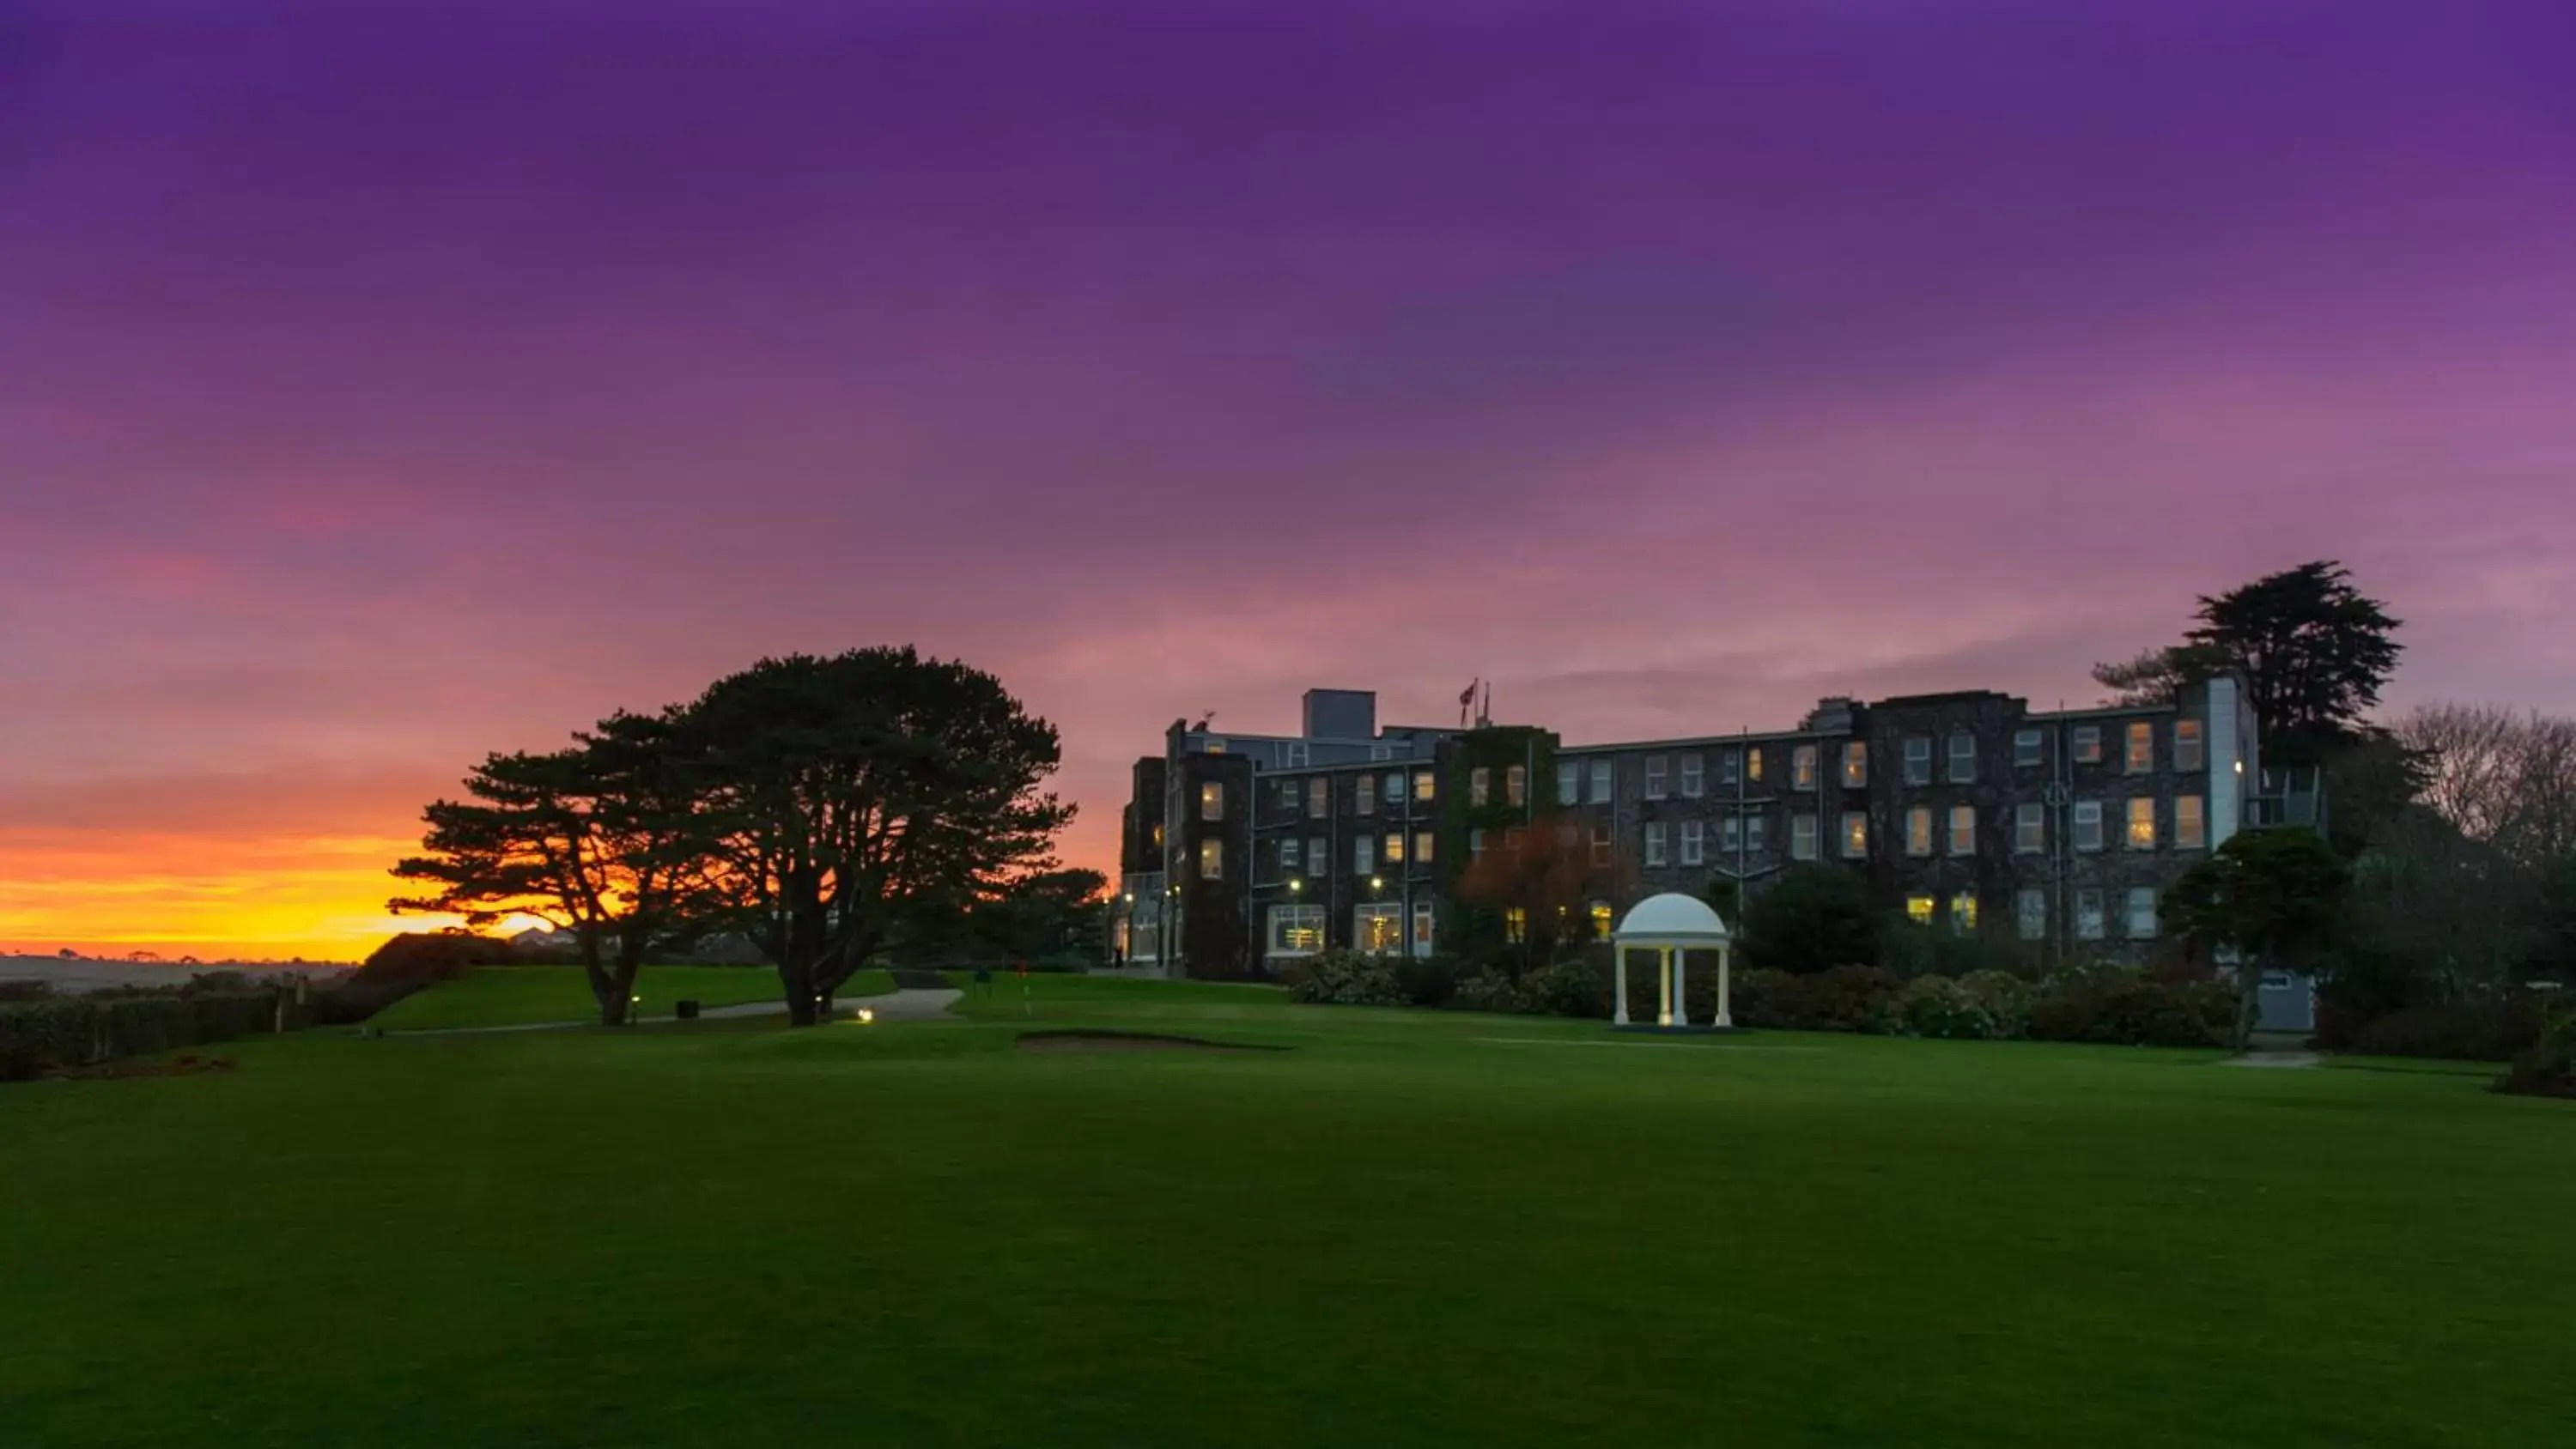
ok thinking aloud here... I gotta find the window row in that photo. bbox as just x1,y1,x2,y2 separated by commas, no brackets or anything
1899,718,2206,783
1270,772,1439,821
1267,901,1436,957
1466,765,1529,809
1902,887,2160,940
1553,747,1776,806
1255,833,1444,879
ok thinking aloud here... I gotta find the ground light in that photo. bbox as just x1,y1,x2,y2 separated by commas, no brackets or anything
854,1007,875,1025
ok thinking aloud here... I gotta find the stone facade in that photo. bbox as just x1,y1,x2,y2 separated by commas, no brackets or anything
1107,679,2262,979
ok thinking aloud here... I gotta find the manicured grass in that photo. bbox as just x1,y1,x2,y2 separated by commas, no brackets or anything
368,965,893,1030
5,982,2572,1446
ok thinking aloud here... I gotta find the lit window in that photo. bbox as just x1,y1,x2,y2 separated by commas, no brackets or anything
1644,822,1667,866
2125,721,2154,773
1906,895,1935,926
1791,814,1819,860
2176,794,2206,849
1590,902,1614,940
2014,730,2043,767
1906,807,1933,857
1504,906,1527,944
1590,826,1613,867
1353,835,1371,875
1644,756,1668,800
1384,772,1404,804
2126,887,2159,939
1414,771,1436,803
1267,905,1325,956
1205,737,1227,754
2014,803,2044,854
1281,837,1302,871
1309,836,1327,876
2174,718,2203,772
1384,834,1405,864
1412,900,1435,956
1681,820,1704,865
1950,892,1978,935
1470,767,1490,807
1356,904,1403,954
1589,759,1613,803
1199,838,1223,880
1354,778,1374,816
1747,747,1765,782
2074,725,2104,764
2015,888,2045,941
1842,742,1868,787
1680,755,1704,798
1469,828,1485,860
1841,811,1868,858
2072,800,2104,852
1793,744,1818,789
1556,762,1578,806
1414,831,1434,864
1947,732,1978,783
1947,805,1976,856
2076,889,2105,941
1506,764,1526,806
2127,797,2157,850
1308,779,1328,819
1200,781,1224,821
1904,737,1932,785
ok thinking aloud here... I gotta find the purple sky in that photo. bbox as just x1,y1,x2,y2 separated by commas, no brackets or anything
5,1,2574,954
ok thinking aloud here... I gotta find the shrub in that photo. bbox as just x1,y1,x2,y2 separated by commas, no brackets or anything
2494,1004,2576,1098
1741,866,1880,975
2334,997,2545,1061
1896,975,1990,1039
1283,949,1408,1007
1393,953,1470,1009
2028,973,2233,1048
1450,967,1527,1015
1728,964,1900,1034
0,991,291,1081
1957,970,2034,1040
1522,957,1608,1019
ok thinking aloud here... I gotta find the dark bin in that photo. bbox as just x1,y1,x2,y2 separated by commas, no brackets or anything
675,999,701,1021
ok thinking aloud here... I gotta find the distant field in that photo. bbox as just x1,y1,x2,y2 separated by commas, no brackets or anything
5,976,2570,1446
369,964,893,1030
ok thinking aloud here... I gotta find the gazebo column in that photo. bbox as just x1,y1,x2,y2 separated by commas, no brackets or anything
1613,945,1631,1025
1715,943,1733,1028
1673,947,1688,1028
1656,945,1673,1026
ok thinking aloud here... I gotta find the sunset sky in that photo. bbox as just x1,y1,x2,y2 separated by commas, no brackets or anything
5,1,2574,960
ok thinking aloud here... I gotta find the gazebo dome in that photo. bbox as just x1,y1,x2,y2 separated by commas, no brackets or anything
1613,892,1731,943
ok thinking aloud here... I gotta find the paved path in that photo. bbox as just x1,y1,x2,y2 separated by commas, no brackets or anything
392,985,961,1036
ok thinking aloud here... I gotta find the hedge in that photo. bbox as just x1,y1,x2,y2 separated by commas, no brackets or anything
0,990,301,1081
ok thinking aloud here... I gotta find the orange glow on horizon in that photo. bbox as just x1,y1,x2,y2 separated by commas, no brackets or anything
0,823,1122,964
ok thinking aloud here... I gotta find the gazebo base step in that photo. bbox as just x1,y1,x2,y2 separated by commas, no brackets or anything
1610,1023,1751,1036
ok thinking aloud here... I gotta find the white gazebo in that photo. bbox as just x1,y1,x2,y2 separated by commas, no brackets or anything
1611,893,1735,1029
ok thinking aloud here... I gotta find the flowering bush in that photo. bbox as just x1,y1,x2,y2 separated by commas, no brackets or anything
1283,949,1408,1007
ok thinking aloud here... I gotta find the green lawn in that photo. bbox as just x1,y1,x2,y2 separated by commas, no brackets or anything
368,965,893,1030
5,979,2571,1446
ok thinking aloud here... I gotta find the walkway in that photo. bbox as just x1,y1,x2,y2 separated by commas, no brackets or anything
393,985,961,1036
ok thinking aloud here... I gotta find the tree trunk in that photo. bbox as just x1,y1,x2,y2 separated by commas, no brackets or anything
580,937,630,1028
2233,960,2264,1052
778,953,821,1028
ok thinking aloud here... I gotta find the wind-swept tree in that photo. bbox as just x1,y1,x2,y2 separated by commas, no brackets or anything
680,648,1072,1026
2163,826,2350,1049
392,712,707,1026
2093,561,2403,765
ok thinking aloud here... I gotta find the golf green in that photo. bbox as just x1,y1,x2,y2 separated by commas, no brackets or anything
3,976,2566,1446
